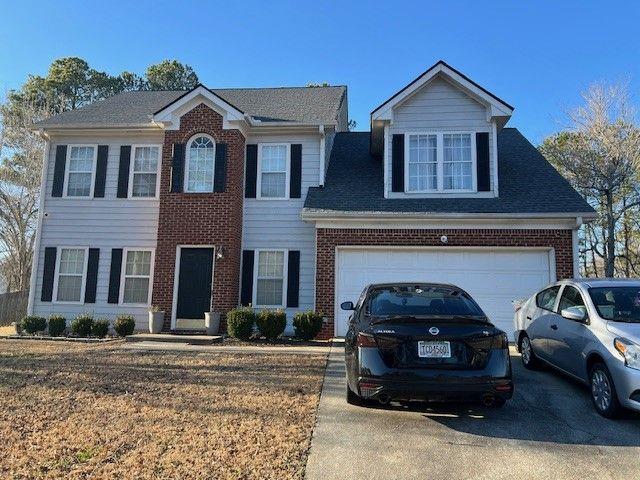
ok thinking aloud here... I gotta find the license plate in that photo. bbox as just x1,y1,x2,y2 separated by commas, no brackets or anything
417,341,451,358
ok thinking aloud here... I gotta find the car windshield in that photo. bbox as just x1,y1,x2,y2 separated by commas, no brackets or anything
367,285,485,318
589,286,640,323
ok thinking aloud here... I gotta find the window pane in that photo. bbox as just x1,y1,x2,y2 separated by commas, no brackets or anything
69,147,94,172
132,173,157,197
443,133,472,191
67,172,92,196
261,145,287,172
59,249,85,274
133,147,159,173
123,277,150,304
261,172,286,197
56,275,82,302
187,137,215,192
256,279,283,305
125,250,151,276
258,251,284,277
407,134,437,191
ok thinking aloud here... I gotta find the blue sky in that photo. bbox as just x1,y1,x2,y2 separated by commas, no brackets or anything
1,0,638,144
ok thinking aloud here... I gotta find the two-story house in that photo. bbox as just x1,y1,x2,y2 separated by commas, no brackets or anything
28,61,595,338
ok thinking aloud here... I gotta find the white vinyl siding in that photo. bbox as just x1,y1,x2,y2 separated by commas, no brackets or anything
129,146,160,198
32,133,162,329
243,134,319,333
120,249,153,305
53,247,88,303
386,76,495,198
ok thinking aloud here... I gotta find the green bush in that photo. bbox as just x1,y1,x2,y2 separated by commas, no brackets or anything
92,319,110,338
226,307,256,340
71,314,94,337
48,315,66,337
21,316,47,334
256,309,287,342
114,315,135,337
293,311,324,341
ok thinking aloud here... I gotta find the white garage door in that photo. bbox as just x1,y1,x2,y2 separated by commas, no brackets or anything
335,247,554,336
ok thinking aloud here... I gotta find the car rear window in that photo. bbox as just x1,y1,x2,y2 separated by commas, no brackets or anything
589,287,640,323
367,285,485,317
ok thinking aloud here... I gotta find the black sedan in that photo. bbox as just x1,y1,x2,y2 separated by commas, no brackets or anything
343,283,513,407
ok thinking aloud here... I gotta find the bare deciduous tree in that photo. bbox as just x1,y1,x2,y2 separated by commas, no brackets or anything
540,81,640,277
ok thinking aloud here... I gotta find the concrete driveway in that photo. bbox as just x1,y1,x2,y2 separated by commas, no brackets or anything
305,344,640,480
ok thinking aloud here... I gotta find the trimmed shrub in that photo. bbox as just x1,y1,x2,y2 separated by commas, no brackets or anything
226,307,256,340
114,315,135,337
256,309,287,342
48,315,66,337
21,316,47,334
293,311,324,341
71,314,94,337
92,319,110,338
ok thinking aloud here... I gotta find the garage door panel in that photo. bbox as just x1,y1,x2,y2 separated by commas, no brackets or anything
335,248,552,336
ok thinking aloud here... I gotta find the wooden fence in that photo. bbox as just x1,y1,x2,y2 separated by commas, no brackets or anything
0,290,28,326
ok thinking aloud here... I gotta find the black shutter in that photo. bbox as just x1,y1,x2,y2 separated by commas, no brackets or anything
476,132,491,192
213,143,227,192
94,145,108,198
245,144,258,198
117,146,131,198
41,247,57,302
171,143,185,193
52,145,67,197
240,250,254,306
286,250,300,308
391,134,405,192
290,144,302,198
84,248,99,303
108,248,123,304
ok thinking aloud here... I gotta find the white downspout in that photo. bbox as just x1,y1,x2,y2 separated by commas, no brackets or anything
319,125,326,186
27,132,51,315
573,216,583,278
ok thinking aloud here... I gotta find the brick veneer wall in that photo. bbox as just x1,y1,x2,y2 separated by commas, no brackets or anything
315,228,574,339
152,104,245,330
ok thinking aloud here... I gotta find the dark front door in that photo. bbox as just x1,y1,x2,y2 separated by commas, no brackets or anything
176,248,214,319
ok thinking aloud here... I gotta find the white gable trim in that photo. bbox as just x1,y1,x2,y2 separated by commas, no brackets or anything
371,62,513,122
152,85,248,132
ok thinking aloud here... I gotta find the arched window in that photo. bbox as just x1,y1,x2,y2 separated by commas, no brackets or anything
185,135,216,192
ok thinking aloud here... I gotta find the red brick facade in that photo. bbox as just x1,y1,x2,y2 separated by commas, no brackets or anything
152,104,245,330
314,228,574,339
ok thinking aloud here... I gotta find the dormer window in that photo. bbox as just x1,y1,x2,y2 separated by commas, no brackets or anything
404,132,476,193
185,135,215,192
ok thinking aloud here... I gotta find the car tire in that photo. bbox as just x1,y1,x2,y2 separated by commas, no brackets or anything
519,334,539,370
346,384,367,406
590,362,621,418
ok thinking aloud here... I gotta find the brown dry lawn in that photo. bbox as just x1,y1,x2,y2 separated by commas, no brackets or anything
0,340,327,479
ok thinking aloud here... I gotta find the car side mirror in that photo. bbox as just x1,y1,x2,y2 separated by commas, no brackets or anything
341,301,355,311
561,306,588,323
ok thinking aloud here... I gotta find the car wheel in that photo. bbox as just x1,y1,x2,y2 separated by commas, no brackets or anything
520,334,539,369
346,384,367,406
590,362,621,418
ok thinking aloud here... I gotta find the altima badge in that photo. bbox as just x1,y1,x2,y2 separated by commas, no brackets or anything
429,327,439,335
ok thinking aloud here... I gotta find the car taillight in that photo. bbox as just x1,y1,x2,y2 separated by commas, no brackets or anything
356,332,377,348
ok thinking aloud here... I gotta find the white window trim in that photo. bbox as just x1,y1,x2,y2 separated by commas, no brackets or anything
184,134,216,193
256,143,291,200
404,132,477,194
63,144,98,198
118,247,155,306
252,248,288,308
128,145,162,200
52,246,89,305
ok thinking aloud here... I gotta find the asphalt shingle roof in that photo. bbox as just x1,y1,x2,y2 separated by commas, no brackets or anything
36,86,346,128
303,128,595,216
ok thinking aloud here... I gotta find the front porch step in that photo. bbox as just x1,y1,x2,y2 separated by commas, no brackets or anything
125,333,223,345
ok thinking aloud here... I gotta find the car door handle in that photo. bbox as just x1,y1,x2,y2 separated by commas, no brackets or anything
550,324,558,330
526,316,532,320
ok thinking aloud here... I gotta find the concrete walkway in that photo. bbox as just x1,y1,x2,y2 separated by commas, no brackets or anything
304,344,640,480
121,340,330,355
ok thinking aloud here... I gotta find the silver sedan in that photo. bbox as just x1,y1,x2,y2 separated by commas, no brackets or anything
513,278,640,417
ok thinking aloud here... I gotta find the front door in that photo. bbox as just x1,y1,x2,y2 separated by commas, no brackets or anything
176,248,214,328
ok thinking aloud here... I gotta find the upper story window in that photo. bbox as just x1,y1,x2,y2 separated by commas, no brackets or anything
185,135,215,192
64,146,96,197
404,132,476,193
130,146,160,198
258,144,289,199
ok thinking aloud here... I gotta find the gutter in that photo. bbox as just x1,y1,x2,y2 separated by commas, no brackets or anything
27,132,51,315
